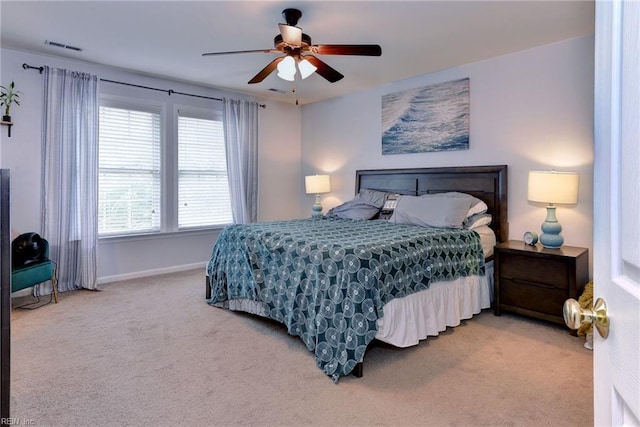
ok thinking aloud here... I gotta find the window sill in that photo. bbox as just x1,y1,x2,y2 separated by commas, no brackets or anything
98,226,228,244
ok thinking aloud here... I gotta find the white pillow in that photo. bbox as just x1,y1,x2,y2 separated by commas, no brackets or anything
388,195,472,228
421,192,488,218
464,213,492,229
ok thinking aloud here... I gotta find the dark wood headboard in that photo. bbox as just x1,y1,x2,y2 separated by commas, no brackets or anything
355,165,508,243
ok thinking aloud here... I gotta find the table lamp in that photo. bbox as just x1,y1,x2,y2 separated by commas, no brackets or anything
528,170,579,249
305,174,331,218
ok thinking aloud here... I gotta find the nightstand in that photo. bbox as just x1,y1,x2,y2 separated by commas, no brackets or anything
494,240,589,327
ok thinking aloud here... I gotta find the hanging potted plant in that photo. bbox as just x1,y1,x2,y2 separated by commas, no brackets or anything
0,81,22,122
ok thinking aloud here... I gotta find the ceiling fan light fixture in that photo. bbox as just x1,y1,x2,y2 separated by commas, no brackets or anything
277,56,296,81
298,58,317,79
203,8,381,86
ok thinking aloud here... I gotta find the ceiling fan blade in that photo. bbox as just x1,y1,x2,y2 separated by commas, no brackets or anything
202,49,277,56
310,44,382,56
304,55,344,83
248,57,285,84
278,23,302,47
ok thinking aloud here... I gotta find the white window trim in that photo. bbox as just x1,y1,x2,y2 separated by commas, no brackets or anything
97,96,232,240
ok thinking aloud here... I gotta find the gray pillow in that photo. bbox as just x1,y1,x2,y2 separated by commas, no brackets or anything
326,189,389,220
353,188,388,208
326,200,381,220
421,192,488,218
388,195,472,228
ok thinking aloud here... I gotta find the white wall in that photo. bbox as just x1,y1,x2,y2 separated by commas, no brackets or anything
1,35,595,283
0,47,302,283
301,36,595,271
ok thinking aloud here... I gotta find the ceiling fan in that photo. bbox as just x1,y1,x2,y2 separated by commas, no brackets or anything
202,8,382,84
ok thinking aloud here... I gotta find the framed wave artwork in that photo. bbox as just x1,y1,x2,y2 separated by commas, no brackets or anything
382,77,470,155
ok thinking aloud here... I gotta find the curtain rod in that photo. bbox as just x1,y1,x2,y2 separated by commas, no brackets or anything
22,63,265,108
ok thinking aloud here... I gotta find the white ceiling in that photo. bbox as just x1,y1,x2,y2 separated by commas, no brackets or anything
1,1,595,105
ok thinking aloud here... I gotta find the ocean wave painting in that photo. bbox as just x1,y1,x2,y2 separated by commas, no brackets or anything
382,78,470,155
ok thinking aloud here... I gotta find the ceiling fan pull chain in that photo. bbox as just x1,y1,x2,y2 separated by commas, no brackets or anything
292,82,299,105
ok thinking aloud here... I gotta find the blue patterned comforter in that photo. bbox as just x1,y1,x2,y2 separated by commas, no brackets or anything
206,217,485,382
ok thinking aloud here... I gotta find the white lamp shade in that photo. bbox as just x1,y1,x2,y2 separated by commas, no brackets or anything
528,171,579,204
277,56,296,81
298,58,317,79
305,174,331,194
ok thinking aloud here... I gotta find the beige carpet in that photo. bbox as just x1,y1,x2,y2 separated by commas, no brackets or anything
9,269,592,426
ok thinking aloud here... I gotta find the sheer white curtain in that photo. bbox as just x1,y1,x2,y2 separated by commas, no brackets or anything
222,98,259,224
40,67,99,292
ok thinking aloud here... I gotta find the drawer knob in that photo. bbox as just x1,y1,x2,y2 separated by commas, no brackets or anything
563,297,609,339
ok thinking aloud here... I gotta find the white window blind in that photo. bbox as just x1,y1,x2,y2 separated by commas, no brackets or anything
178,113,233,228
98,105,161,236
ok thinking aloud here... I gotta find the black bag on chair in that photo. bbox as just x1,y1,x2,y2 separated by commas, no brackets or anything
11,232,45,268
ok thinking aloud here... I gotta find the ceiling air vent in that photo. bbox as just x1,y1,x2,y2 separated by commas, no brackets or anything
45,40,83,52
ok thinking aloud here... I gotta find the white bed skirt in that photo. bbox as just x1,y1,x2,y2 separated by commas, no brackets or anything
217,261,494,349
375,260,494,347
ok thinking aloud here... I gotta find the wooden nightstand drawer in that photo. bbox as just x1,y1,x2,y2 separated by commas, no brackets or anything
494,240,590,327
499,278,568,316
499,253,569,289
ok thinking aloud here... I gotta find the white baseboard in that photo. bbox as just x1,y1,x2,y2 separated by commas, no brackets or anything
97,262,207,285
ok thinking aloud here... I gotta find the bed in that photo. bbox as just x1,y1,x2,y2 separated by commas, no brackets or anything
205,165,508,382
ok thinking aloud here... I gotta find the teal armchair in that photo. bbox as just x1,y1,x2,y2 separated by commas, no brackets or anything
11,234,58,304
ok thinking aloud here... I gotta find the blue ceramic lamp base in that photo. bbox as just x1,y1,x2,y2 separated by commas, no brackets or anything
311,194,323,218
540,205,564,249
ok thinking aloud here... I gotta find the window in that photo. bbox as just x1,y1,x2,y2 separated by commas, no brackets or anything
98,104,161,236
178,112,233,228
98,100,233,238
